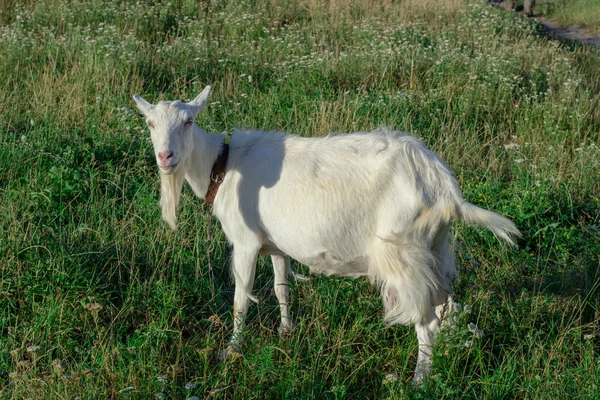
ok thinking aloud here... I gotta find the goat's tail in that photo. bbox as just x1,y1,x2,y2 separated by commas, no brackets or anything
458,202,521,246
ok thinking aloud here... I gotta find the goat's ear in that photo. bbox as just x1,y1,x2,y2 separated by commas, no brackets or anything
133,94,155,117
187,85,211,117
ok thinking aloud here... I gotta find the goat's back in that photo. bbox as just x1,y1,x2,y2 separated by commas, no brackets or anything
215,129,463,263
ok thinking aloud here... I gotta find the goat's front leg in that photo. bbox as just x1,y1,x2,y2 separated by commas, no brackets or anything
221,246,258,360
272,255,294,334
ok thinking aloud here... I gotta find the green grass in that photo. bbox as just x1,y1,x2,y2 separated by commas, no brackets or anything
1,0,599,398
537,0,600,32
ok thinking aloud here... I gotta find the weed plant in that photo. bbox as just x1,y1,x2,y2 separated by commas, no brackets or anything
0,0,599,398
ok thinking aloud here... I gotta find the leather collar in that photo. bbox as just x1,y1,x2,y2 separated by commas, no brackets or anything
204,142,229,205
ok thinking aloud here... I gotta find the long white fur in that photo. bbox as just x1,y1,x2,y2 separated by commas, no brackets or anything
133,86,521,384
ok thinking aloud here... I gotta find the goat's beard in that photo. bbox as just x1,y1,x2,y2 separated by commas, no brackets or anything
159,166,185,230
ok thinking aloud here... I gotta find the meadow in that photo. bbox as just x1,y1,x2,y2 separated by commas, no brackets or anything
1,0,599,398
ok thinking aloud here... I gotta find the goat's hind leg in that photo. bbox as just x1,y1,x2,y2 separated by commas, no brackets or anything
372,237,443,385
433,224,457,323
272,255,295,334
413,309,440,385
435,296,454,322
412,226,452,384
383,287,441,385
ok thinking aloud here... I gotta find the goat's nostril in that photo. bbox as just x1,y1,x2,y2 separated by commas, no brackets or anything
158,151,173,161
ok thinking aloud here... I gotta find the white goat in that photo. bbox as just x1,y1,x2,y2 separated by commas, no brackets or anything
133,86,520,384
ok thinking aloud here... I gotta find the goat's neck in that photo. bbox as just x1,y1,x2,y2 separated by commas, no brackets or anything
184,126,227,200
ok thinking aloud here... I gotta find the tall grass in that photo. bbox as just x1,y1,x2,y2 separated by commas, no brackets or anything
1,0,599,398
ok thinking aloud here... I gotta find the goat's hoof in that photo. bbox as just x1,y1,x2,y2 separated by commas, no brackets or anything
278,322,295,336
217,347,241,362
411,374,427,388
383,373,399,384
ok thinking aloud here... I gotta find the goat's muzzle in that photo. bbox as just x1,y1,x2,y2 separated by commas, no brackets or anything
158,160,179,174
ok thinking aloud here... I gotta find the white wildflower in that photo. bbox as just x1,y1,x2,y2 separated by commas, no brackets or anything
185,383,197,389
157,376,168,382
448,318,457,329
465,340,473,348
52,359,66,371
468,323,483,338
504,143,520,151
26,345,42,352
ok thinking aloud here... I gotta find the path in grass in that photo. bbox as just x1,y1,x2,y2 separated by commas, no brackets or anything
533,0,600,48
536,16,600,47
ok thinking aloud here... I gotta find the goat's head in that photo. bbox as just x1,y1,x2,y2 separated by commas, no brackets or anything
133,86,211,230
133,86,211,175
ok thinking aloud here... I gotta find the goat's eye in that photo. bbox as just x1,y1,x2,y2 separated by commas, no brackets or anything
184,119,193,126
147,120,155,128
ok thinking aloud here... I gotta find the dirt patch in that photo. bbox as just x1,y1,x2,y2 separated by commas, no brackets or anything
529,0,600,48
535,16,600,48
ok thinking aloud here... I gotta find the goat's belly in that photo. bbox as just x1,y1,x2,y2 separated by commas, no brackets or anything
259,241,369,277
296,252,370,278
260,241,369,278
259,241,286,256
